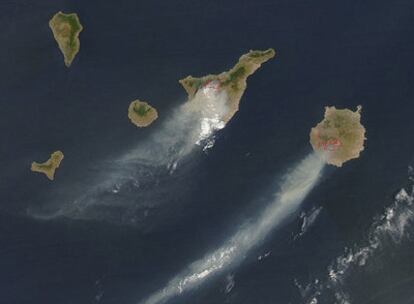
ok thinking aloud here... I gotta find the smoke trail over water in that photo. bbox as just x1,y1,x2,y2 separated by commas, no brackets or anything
138,153,325,304
29,87,230,225
123,84,230,165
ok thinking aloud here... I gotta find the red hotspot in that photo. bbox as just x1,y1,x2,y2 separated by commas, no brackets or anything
202,80,221,94
315,130,342,151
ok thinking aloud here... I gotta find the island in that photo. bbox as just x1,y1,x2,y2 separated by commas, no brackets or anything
310,106,366,167
31,151,64,180
128,100,158,127
49,11,83,67
179,48,276,123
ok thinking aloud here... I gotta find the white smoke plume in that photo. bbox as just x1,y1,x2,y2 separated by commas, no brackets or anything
28,86,230,225
122,83,230,165
138,153,325,304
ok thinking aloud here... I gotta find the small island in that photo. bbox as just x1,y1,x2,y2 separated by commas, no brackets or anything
179,49,276,123
31,151,64,180
49,11,83,67
310,106,366,167
128,100,158,127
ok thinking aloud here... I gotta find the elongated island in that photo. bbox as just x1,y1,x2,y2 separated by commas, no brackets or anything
49,11,83,67
310,106,366,167
31,151,64,180
179,48,276,123
128,100,158,127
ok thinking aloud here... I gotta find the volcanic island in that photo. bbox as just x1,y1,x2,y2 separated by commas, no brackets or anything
31,151,64,180
310,106,366,167
179,48,276,124
49,11,83,67
128,100,158,127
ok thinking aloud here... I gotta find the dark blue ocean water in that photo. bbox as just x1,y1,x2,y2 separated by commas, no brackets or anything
1,0,414,303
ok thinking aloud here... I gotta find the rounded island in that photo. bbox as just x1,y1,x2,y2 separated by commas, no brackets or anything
128,100,158,127
310,106,366,167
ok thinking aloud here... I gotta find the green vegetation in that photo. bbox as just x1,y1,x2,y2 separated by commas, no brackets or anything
128,100,158,127
135,103,152,117
222,66,246,86
189,79,203,90
179,48,276,124
53,13,82,45
49,12,83,67
248,49,274,58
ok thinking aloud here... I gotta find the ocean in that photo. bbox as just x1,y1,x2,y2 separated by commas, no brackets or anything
1,0,414,303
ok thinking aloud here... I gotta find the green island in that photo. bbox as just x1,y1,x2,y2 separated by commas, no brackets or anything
49,11,83,67
128,100,158,127
179,48,276,123
310,106,366,167
31,151,64,180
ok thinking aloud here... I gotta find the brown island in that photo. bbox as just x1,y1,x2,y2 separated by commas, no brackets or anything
310,106,366,167
128,100,158,127
179,48,276,124
49,11,83,67
31,151,64,180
